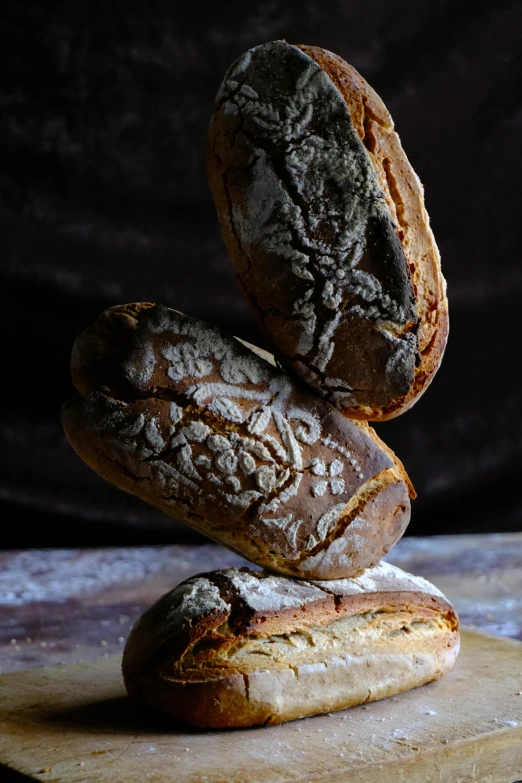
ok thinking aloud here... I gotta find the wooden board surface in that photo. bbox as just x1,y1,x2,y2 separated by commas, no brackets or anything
0,630,521,783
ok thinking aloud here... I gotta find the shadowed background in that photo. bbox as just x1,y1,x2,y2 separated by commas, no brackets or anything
1,0,521,546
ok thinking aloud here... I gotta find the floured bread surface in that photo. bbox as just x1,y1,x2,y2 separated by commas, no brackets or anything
61,303,413,579
122,564,460,728
207,41,448,420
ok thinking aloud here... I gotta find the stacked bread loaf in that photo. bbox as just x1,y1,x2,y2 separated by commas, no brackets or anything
62,41,458,728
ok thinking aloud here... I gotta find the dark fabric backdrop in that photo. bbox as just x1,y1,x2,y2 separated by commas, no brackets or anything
1,0,521,546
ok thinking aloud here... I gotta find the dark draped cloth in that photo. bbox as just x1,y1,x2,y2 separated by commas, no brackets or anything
1,0,521,545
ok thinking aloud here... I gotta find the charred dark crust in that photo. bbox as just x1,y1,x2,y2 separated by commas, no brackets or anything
207,41,420,414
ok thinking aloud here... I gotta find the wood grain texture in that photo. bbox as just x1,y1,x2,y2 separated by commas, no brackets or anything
1,534,522,675
0,630,521,782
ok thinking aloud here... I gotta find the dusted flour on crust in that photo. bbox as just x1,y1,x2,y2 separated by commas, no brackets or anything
122,564,460,728
62,303,413,579
208,41,448,420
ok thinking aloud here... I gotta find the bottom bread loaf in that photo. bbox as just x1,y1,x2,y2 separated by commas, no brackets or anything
122,563,459,727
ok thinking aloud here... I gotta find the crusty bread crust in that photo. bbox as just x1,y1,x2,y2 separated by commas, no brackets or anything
207,41,448,421
122,564,460,727
62,303,414,579
298,45,448,420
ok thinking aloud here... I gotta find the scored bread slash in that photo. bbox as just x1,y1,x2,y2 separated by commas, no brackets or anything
61,303,414,579
122,563,460,728
207,41,448,421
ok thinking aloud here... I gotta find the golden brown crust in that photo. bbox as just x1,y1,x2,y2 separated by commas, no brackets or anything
354,420,415,498
62,303,414,579
122,565,460,728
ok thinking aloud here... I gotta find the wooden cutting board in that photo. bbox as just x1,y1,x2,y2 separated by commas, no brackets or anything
1,630,521,783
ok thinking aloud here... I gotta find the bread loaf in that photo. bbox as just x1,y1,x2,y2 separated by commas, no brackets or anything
61,303,414,579
122,563,460,728
207,41,448,421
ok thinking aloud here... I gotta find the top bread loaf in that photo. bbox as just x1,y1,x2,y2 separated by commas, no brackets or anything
208,41,448,420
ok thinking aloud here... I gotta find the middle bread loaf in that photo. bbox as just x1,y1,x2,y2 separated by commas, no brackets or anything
61,302,414,579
